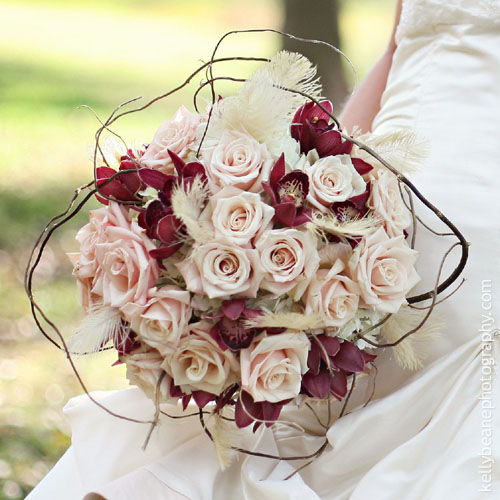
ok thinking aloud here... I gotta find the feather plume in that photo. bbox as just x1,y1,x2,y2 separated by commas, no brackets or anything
68,305,123,355
355,130,430,174
206,407,239,471
381,306,443,370
245,311,326,331
209,51,322,154
307,211,381,241
170,176,213,244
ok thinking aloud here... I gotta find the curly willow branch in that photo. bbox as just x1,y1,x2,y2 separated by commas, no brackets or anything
25,28,469,468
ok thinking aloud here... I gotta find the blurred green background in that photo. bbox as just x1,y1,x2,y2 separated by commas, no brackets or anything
0,0,393,497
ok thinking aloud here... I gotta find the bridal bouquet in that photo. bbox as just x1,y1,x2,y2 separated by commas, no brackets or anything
66,51,422,431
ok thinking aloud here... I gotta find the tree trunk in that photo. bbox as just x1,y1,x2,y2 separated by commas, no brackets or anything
282,0,348,110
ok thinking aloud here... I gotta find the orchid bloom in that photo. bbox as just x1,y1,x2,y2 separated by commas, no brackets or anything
301,336,376,400
291,100,353,157
262,154,312,227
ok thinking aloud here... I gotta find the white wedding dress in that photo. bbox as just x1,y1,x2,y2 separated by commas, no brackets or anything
27,0,500,498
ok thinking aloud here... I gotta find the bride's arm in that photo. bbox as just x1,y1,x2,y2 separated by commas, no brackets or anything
339,0,402,133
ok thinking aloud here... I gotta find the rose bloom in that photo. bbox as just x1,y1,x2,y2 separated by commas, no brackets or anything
124,347,172,402
240,332,310,403
176,242,262,299
163,321,239,395
201,130,274,193
141,105,201,173
121,286,192,356
368,167,412,237
88,206,159,309
68,202,132,280
305,258,360,328
205,186,275,246
255,228,320,301
305,154,366,211
348,227,420,313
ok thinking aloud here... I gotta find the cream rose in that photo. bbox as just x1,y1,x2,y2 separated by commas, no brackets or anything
348,227,420,313
205,186,275,246
256,228,319,301
305,259,360,328
91,210,159,309
141,105,201,173
368,168,412,237
124,347,171,402
305,154,366,211
121,286,192,355
240,333,310,403
176,242,262,299
164,321,238,395
201,130,273,193
69,202,132,280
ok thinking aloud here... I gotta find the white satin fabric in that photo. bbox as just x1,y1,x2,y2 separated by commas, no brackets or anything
27,0,500,498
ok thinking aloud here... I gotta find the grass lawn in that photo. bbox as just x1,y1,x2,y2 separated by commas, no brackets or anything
0,1,393,497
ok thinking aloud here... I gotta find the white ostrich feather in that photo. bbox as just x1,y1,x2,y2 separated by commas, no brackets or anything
381,306,443,370
355,130,430,174
170,176,213,244
68,305,123,355
209,51,322,153
245,311,326,331
307,211,381,241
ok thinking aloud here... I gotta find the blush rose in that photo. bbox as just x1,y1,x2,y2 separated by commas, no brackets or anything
240,332,310,403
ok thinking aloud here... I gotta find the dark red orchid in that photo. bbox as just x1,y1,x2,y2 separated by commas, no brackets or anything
209,299,262,351
96,154,145,204
291,100,353,157
301,336,376,400
262,154,312,227
137,200,185,260
235,390,291,431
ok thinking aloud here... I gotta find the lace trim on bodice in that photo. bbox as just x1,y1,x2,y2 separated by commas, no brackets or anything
396,0,500,42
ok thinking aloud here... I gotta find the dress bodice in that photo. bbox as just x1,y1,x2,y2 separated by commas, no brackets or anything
397,0,500,41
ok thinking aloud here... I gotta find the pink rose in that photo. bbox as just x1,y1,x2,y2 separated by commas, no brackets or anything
255,228,319,301
205,186,275,246
240,333,310,403
89,206,159,309
121,286,192,355
176,242,262,299
141,105,201,174
124,347,171,402
305,259,360,328
368,167,412,237
348,227,420,313
163,321,238,395
305,154,366,211
69,202,132,279
201,130,273,193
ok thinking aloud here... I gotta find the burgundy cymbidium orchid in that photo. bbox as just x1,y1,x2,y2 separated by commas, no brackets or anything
291,100,353,157
209,299,262,351
137,149,208,260
301,336,376,400
262,154,312,227
96,152,145,204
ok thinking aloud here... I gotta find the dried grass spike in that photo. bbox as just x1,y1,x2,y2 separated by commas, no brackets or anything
171,176,213,244
381,306,443,370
